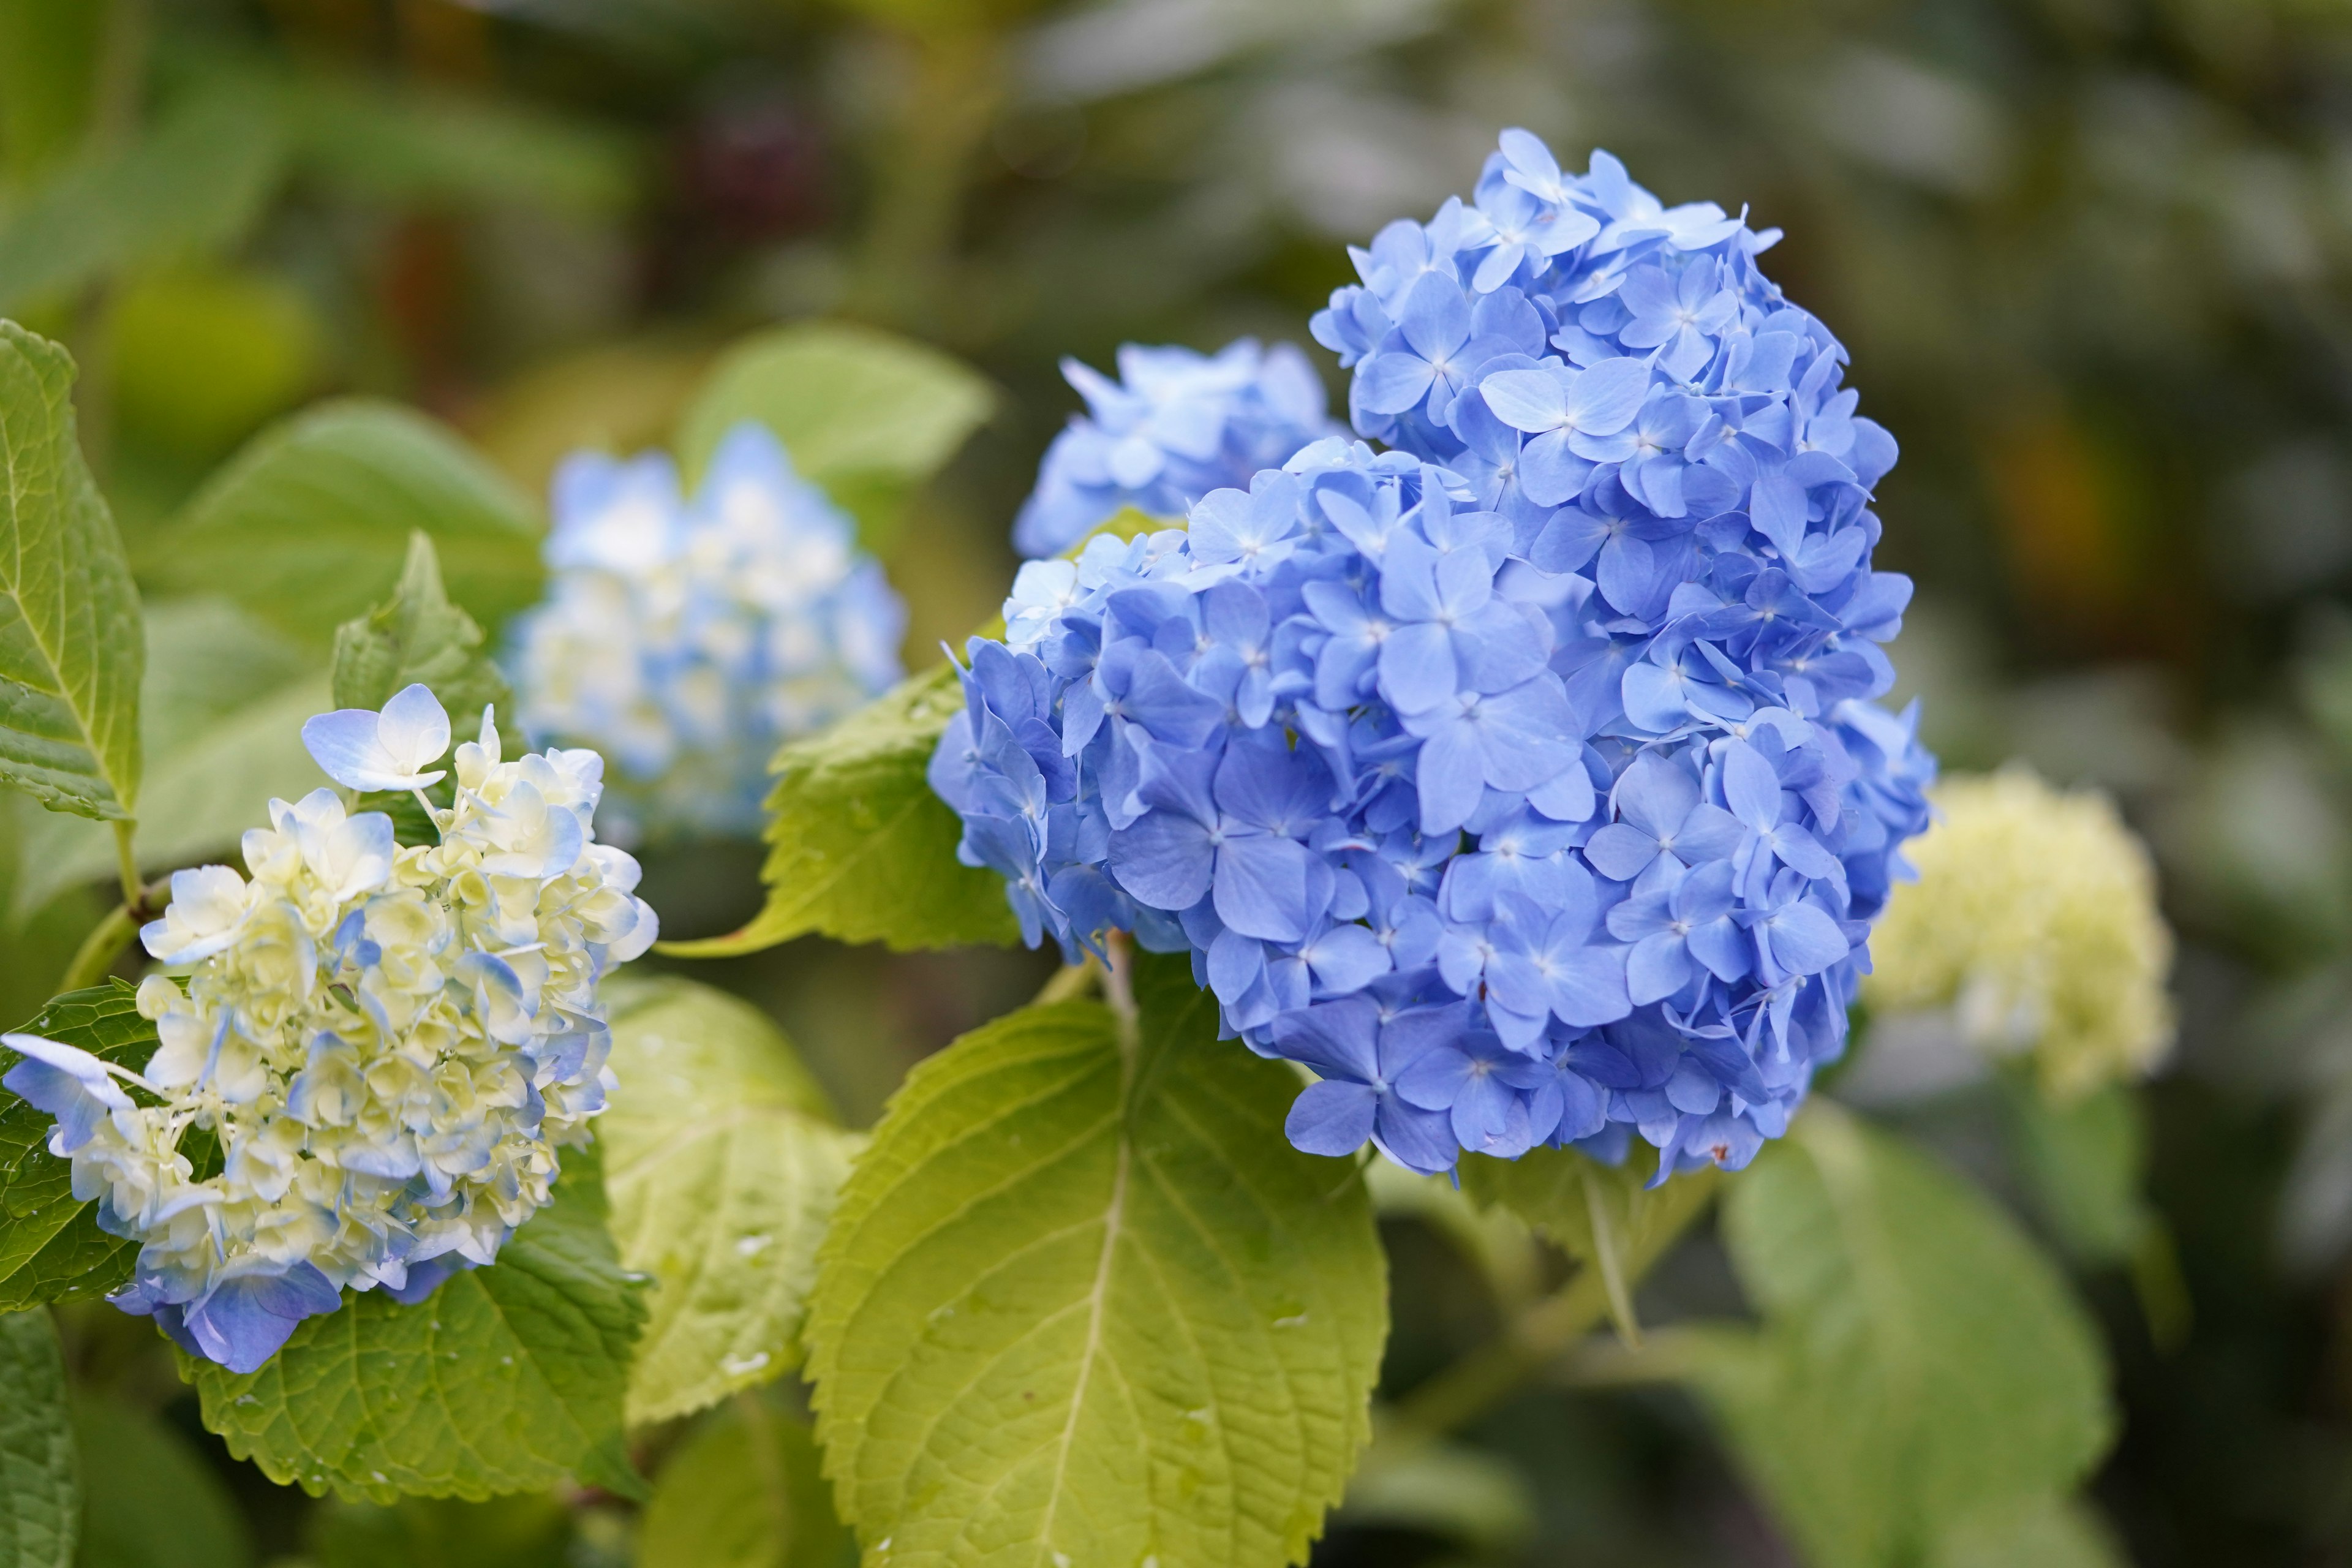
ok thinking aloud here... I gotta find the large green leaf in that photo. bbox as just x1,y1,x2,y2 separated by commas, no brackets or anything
0,323,143,820
0,89,285,314
638,1394,850,1568
806,951,1388,1568
674,322,992,548
603,978,861,1427
190,1145,647,1504
0,984,156,1310
0,1310,74,1568
13,598,325,918
1683,1104,2114,1568
663,661,1019,957
70,1396,253,1568
329,530,511,725
150,400,541,653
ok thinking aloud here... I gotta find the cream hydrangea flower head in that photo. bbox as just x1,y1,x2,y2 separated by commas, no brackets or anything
0,685,657,1373
1864,767,2173,1099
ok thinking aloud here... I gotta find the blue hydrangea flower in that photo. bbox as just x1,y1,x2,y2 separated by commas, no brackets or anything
1014,339,1346,559
510,421,907,843
933,130,1934,1183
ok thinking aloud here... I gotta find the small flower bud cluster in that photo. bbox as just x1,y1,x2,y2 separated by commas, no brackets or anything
1,685,657,1372
510,421,907,843
1866,769,2173,1098
1014,339,1344,559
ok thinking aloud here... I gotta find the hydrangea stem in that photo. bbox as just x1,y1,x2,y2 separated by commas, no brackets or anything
61,901,139,995
1392,1171,1720,1439
111,818,140,908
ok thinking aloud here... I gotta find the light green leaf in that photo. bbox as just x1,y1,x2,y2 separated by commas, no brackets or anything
330,530,511,725
1929,1496,2126,1568
1683,1104,2114,1568
70,1396,253,1568
0,984,158,1310
150,399,542,653
674,322,992,549
807,951,1388,1568
663,661,1018,957
0,88,285,314
13,598,325,919
638,1393,850,1568
0,1310,74,1568
0,322,143,819
1460,1144,1716,1341
603,977,861,1427
190,1144,647,1504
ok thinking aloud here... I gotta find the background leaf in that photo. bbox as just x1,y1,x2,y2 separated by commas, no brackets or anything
189,1144,647,1504
70,1396,252,1568
673,322,993,551
637,1393,850,1568
0,1310,74,1568
329,530,511,725
805,951,1388,1568
306,1493,573,1568
148,400,541,653
1681,1104,2114,1568
0,984,158,1310
12,598,323,919
1460,1144,1716,1339
603,976,861,1427
663,662,1019,958
0,323,143,820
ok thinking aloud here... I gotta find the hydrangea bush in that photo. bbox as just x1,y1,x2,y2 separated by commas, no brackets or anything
939,130,1934,1180
510,421,907,842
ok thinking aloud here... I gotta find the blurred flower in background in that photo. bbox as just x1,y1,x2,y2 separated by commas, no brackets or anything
508,422,905,845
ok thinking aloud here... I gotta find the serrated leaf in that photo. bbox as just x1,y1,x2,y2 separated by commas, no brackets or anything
603,978,861,1427
638,1393,849,1568
674,322,992,550
0,323,144,820
0,984,159,1310
807,951,1387,1568
663,661,1019,957
1683,1104,2113,1568
70,1396,252,1568
0,1310,75,1568
13,598,326,919
0,88,285,314
151,400,542,653
1459,1145,1716,1341
189,1144,647,1504
330,530,511,725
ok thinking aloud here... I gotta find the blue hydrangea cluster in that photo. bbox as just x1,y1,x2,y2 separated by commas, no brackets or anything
1014,338,1344,559
932,130,1934,1182
511,422,907,844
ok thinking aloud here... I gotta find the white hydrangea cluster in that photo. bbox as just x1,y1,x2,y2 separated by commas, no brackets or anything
0,685,656,1373
508,420,907,843
1864,768,2173,1099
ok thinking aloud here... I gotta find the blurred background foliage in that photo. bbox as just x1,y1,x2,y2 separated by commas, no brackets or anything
9,0,2352,1562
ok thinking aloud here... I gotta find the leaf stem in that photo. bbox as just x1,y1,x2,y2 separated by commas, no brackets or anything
60,865,167,995
1100,931,1139,1072
111,818,141,908
1033,959,1101,1006
1392,1170,1720,1439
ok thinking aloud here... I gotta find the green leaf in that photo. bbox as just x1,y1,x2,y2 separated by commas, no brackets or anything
0,88,285,314
0,984,157,1310
638,1393,850,1568
0,322,143,819
1682,1104,2114,1568
309,1494,572,1568
1929,1496,2126,1568
1460,1145,1716,1341
2006,1078,2148,1265
150,399,542,654
603,977,861,1427
189,1143,648,1504
70,1396,253,1568
663,661,1018,957
806,951,1388,1568
12,598,325,919
0,1310,75,1568
330,530,512,725
674,322,992,549
0,0,106,183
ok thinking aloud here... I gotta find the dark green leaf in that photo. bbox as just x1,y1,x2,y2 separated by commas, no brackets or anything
309,1493,572,1568
0,323,144,819
330,530,511,725
2006,1077,2148,1265
0,984,156,1310
151,401,541,654
662,661,1018,957
190,1144,647,1503
0,1310,74,1568
70,1396,252,1568
638,1393,850,1568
